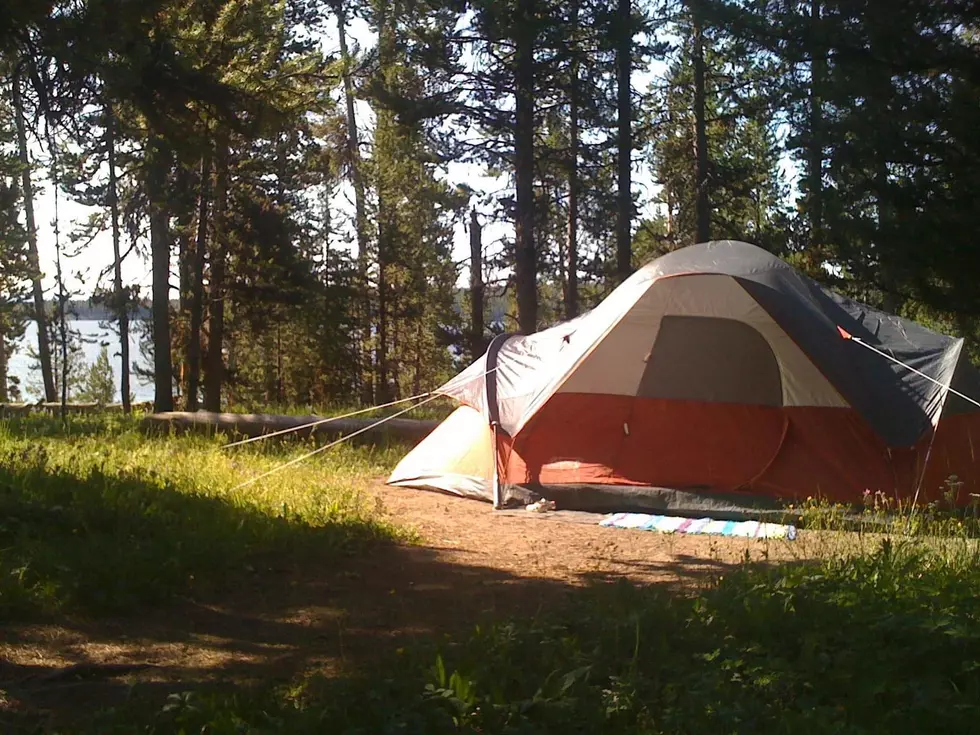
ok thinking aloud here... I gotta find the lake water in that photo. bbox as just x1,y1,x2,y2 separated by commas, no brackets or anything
9,320,155,403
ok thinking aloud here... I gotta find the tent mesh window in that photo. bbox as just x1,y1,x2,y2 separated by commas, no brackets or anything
638,315,783,406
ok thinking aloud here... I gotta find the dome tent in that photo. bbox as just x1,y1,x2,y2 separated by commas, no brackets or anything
388,240,980,515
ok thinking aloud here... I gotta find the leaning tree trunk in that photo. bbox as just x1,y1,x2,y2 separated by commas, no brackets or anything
615,0,633,282
514,0,537,335
566,0,581,318
148,133,174,413
106,105,131,413
186,146,211,411
204,136,229,412
12,67,55,402
692,0,711,244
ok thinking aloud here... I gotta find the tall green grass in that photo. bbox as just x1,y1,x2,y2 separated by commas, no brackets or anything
0,415,408,619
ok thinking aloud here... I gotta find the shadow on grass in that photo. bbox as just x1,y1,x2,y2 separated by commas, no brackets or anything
2,432,979,734
0,497,760,732
0,444,394,622
4,537,978,734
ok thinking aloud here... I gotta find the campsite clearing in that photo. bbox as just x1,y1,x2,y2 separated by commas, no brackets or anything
0,481,805,727
3,417,979,733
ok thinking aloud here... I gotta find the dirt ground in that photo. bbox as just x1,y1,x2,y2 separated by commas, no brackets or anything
0,483,807,727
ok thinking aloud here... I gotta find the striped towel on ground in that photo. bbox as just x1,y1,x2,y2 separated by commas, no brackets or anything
598,512,797,540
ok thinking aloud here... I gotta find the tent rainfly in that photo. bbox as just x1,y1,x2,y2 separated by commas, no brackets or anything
388,240,980,515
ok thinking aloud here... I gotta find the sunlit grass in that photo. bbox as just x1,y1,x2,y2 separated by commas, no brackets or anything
0,414,410,619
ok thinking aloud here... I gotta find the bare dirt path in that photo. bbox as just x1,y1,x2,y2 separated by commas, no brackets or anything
0,484,805,727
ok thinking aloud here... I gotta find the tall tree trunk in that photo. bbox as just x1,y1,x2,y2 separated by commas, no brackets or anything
469,209,485,358
148,133,174,412
566,0,580,318
174,165,194,402
263,329,276,405
0,332,7,403
276,322,283,405
376,182,391,404
692,0,711,244
375,9,397,405
413,319,423,397
12,67,55,402
186,147,211,410
872,33,898,313
615,0,633,281
321,178,333,287
106,106,130,412
335,0,372,404
204,136,229,412
807,0,824,257
514,0,537,334
51,149,68,421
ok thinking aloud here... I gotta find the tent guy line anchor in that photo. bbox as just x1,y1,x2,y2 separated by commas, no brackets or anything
838,325,980,410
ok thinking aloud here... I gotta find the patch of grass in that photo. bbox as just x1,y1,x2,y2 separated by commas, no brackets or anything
0,415,409,619
93,536,980,734
792,476,980,539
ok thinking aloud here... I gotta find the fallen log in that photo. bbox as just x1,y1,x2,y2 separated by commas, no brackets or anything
141,411,440,444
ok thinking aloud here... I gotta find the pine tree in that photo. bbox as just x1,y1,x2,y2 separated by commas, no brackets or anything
9,64,56,401
78,344,115,404
0,88,29,402
650,3,786,252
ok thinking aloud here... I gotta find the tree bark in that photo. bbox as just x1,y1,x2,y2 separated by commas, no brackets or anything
106,105,131,413
186,147,211,410
335,0,372,403
148,133,174,412
12,67,55,402
566,0,580,318
469,209,485,357
174,164,195,402
615,0,634,281
692,0,711,244
0,329,7,403
808,0,824,256
204,136,229,412
375,158,391,403
375,9,397,405
51,150,68,421
514,0,537,334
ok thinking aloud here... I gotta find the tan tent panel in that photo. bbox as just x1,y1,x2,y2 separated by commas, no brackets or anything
387,405,495,501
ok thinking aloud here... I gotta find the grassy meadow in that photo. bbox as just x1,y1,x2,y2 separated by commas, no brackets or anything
2,414,980,734
0,414,409,620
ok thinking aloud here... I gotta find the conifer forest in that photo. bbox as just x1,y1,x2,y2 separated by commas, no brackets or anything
2,0,979,411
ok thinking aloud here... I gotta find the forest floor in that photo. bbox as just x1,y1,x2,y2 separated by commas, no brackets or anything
0,481,811,729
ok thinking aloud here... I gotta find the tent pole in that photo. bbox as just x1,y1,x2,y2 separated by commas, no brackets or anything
491,422,502,509
484,332,515,511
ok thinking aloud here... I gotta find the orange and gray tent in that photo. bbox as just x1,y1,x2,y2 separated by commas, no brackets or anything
389,240,980,514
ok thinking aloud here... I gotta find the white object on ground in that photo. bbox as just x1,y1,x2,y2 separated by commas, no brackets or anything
526,500,557,513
